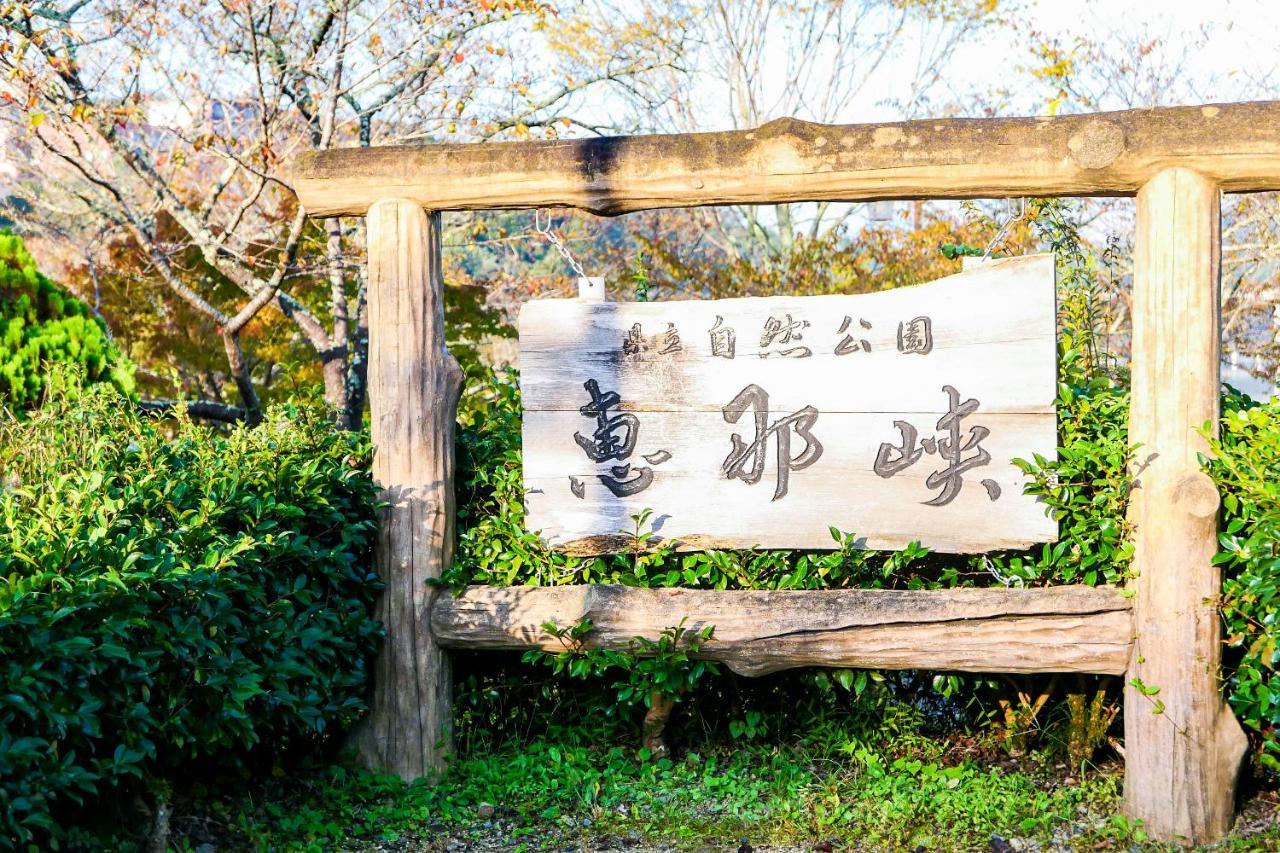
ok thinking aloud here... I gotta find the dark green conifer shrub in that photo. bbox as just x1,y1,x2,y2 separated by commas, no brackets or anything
0,232,134,408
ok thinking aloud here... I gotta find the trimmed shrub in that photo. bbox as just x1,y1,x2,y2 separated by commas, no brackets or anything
0,389,381,848
1207,388,1280,772
0,232,135,409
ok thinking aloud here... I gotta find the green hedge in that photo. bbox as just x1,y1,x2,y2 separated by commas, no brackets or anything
0,232,134,409
1208,389,1280,772
449,362,1280,773
0,389,381,848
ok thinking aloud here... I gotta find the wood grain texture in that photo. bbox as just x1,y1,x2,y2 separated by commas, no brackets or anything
292,102,1280,216
520,255,1058,554
351,200,464,781
431,585,1133,676
1123,168,1247,842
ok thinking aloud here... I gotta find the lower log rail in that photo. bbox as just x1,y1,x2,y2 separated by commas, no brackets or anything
431,584,1133,676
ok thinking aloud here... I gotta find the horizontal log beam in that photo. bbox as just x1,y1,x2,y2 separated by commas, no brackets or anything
430,584,1133,676
292,101,1280,217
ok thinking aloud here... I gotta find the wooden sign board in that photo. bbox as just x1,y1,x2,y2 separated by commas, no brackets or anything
519,254,1058,555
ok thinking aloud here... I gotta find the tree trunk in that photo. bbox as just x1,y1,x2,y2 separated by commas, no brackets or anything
342,218,372,430
350,199,463,780
320,348,350,421
221,331,263,425
642,692,675,759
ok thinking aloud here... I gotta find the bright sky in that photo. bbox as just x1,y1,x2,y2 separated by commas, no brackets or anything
954,0,1275,113
658,0,1280,133
957,0,1280,110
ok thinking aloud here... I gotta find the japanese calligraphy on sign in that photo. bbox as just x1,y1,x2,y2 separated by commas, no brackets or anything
519,255,1058,555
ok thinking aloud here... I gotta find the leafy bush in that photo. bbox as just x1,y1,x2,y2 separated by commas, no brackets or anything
444,318,1133,757
1207,389,1280,772
453,363,1280,770
0,388,381,848
0,232,134,408
445,203,1134,752
525,617,720,709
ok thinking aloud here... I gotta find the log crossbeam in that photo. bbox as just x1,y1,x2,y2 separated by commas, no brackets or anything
431,585,1133,676
292,101,1280,217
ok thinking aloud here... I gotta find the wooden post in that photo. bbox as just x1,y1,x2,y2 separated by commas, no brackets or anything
354,199,463,780
1125,167,1247,841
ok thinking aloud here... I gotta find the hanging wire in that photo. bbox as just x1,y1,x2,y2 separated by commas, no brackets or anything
533,209,588,278
981,197,1029,261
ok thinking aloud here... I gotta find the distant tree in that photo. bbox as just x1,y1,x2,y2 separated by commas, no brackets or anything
637,203,1036,300
648,0,1006,261
1018,8,1280,384
0,0,684,426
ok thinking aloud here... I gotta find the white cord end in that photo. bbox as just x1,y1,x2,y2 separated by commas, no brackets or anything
577,276,605,302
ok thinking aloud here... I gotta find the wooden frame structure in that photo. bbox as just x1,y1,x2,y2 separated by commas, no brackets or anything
292,101,1280,844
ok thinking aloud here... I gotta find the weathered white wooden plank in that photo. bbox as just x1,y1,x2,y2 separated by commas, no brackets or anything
524,410,1055,553
520,255,1056,415
519,255,1058,555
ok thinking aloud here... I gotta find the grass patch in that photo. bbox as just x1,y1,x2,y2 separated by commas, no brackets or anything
151,666,1280,851
174,737,1156,851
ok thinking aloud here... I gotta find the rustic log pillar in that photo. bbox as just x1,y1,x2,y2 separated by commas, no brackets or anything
1124,167,1246,841
353,199,463,780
